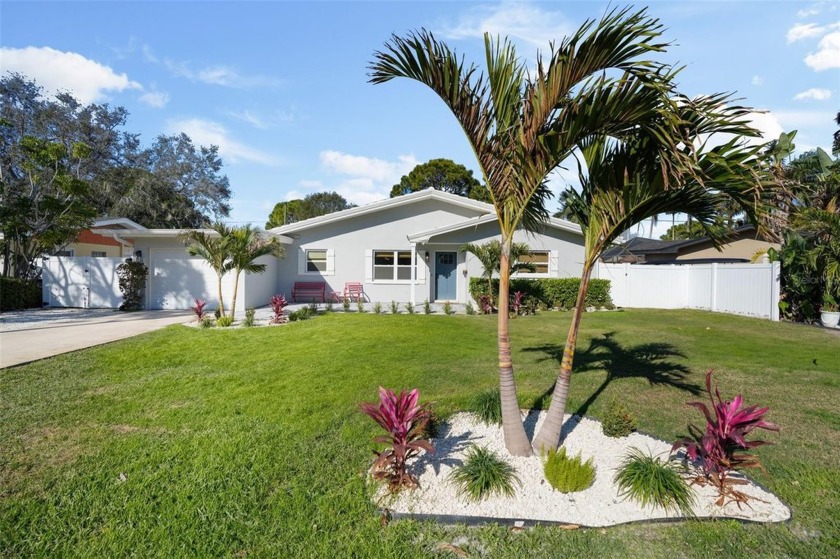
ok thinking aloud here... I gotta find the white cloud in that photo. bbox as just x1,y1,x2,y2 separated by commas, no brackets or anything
787,22,828,42
0,46,140,103
747,111,785,143
442,1,574,49
793,88,832,101
751,75,764,86
313,151,419,205
139,90,170,108
805,30,840,70
165,118,280,165
165,59,282,88
227,109,296,129
797,5,821,18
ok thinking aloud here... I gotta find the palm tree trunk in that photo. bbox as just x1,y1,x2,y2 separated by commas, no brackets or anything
498,240,532,456
216,274,226,317
532,259,595,452
229,270,240,319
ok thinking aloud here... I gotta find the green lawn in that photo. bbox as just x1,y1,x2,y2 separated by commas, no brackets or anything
2,310,838,558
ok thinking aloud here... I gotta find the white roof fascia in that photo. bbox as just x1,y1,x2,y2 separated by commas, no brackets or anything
90,228,294,244
408,214,582,243
92,217,148,230
269,189,495,235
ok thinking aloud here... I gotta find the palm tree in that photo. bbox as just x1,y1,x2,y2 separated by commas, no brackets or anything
181,222,233,316
227,225,285,318
370,7,691,455
531,102,770,452
461,240,534,302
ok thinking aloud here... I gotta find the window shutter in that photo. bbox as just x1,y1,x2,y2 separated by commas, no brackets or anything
549,250,559,276
326,249,335,275
417,251,426,283
364,250,373,281
298,249,306,275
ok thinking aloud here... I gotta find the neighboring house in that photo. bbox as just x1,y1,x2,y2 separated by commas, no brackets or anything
44,189,585,310
55,218,143,257
601,225,779,264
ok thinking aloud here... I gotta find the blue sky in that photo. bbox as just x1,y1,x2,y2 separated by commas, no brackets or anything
1,1,838,235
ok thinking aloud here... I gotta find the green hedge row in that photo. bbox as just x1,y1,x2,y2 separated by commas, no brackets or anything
0,277,42,311
468,277,613,310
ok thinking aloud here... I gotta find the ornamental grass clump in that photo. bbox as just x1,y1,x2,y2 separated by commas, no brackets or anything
449,445,520,502
615,448,695,516
390,301,399,314
672,369,779,506
216,315,234,328
543,447,595,493
361,387,434,492
471,388,502,425
602,398,637,438
243,307,256,327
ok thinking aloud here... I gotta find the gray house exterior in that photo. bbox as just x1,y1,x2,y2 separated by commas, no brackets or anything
271,189,585,306
47,189,584,310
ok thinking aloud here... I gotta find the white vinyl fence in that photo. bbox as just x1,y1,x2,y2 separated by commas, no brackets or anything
42,256,124,308
594,262,781,321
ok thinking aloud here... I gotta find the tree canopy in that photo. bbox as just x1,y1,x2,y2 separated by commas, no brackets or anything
390,158,491,202
265,191,354,228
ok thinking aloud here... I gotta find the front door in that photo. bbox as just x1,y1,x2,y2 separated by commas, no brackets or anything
435,252,457,301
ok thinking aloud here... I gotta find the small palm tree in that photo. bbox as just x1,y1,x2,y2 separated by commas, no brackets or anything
461,240,535,302
531,107,770,451
227,225,285,318
181,222,233,317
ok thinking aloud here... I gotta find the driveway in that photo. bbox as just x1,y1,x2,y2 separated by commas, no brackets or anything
0,309,191,368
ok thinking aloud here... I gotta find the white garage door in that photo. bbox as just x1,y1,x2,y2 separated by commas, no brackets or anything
150,251,232,310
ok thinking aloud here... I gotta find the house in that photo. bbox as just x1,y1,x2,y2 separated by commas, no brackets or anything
54,218,143,257
601,225,779,265
44,189,585,310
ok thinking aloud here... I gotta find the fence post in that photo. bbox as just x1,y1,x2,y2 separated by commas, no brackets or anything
771,261,781,321
710,263,719,312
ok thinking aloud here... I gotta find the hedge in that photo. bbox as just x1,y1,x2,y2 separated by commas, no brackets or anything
0,277,42,311
468,277,613,310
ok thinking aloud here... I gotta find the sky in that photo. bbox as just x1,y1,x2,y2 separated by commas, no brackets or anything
1,1,838,237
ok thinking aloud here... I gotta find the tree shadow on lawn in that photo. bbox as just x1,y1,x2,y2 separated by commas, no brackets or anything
523,331,701,440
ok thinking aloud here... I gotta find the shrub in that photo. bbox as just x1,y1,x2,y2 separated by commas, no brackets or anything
471,388,502,425
373,301,382,314
443,301,454,315
308,300,319,314
465,301,476,315
510,291,525,316
116,260,148,311
390,300,399,314
325,300,334,313
543,447,595,493
191,298,208,322
360,387,434,492
423,299,432,314
343,298,351,312
449,445,520,502
243,307,256,327
602,398,637,438
0,277,41,311
357,299,365,313
614,448,695,516
200,317,214,329
468,277,612,310
478,294,494,314
672,369,779,504
288,307,314,321
404,303,415,314
216,315,234,328
269,294,288,324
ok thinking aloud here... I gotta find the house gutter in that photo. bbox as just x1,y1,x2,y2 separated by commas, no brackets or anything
112,233,134,258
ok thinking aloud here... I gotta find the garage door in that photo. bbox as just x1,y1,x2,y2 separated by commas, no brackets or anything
150,251,233,310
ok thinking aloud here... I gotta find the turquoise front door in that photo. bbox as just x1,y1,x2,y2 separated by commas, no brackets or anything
435,252,457,300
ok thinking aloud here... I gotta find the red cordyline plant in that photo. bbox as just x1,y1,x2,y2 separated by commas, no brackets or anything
360,387,434,492
269,294,288,324
191,298,208,322
510,291,525,316
478,294,495,315
672,369,779,505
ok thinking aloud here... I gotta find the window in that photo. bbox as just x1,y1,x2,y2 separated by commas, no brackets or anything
54,249,74,257
306,249,327,272
516,251,549,275
91,251,107,257
373,250,415,281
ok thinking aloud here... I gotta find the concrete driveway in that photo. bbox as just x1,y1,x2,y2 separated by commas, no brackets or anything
0,309,191,368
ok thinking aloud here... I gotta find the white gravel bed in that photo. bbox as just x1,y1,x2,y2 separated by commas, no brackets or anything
379,411,790,528
0,308,116,332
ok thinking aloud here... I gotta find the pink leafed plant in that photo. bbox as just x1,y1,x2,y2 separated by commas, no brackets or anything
191,298,208,322
672,369,779,505
511,291,525,316
478,294,495,315
269,294,288,324
360,387,434,492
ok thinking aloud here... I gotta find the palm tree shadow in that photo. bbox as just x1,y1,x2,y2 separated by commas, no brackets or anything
407,427,475,478
524,331,701,439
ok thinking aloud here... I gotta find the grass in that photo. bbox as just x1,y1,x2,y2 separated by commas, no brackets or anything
1,309,839,557
471,387,502,425
614,448,695,516
449,445,520,502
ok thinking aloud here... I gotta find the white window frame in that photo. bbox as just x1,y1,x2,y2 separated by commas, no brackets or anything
371,249,416,283
513,250,551,278
299,248,335,276
91,251,107,258
54,249,74,257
